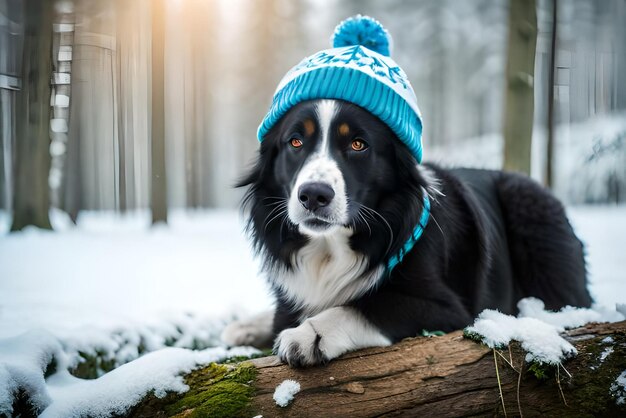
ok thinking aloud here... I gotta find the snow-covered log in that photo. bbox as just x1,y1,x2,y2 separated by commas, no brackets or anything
129,320,626,417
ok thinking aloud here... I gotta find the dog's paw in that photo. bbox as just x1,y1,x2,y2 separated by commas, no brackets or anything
274,321,329,367
221,311,274,348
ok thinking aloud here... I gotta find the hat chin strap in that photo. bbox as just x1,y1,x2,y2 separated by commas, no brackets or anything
385,188,431,274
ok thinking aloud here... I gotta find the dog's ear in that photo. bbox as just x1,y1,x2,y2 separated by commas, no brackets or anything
392,137,423,187
236,135,278,189
236,156,262,189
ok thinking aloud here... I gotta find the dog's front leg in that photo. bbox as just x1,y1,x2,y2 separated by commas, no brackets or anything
221,310,275,348
274,306,391,367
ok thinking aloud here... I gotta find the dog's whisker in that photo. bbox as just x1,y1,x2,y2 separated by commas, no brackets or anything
429,212,445,238
262,196,288,203
263,213,284,234
359,207,376,223
360,205,394,256
279,213,290,238
261,201,287,222
262,203,288,231
263,199,288,209
359,209,379,236
264,208,288,234
265,201,287,209
356,210,372,236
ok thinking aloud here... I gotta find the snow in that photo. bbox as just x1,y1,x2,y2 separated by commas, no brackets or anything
0,209,272,416
0,329,259,416
466,297,625,365
0,209,273,338
0,205,625,414
599,347,614,363
0,331,61,416
0,328,260,418
611,370,626,406
466,306,577,364
598,336,614,366
517,298,624,330
273,379,301,407
567,206,626,309
428,112,626,205
39,346,258,418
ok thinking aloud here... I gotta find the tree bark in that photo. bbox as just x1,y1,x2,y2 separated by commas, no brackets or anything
545,0,558,188
502,0,537,176
131,320,626,417
11,0,53,231
150,0,167,224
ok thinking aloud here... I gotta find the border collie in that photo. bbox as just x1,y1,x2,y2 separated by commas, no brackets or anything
222,99,592,367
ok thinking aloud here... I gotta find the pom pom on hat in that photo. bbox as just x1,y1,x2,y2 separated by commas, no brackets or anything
332,15,391,57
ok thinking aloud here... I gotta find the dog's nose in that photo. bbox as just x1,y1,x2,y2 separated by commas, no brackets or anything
298,182,335,212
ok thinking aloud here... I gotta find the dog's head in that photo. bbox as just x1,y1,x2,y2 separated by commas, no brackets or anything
239,99,427,267
269,99,403,235
240,16,429,270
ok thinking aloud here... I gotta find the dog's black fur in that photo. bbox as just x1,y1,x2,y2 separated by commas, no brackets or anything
239,99,592,350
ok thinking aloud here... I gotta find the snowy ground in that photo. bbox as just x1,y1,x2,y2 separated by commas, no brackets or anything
1,206,624,338
568,206,626,307
0,209,273,340
0,206,625,416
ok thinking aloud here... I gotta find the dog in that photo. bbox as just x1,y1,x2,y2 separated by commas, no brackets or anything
221,98,593,367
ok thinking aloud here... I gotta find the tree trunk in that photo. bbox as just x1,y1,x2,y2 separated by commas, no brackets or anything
150,0,167,224
11,0,53,231
130,320,626,417
545,0,558,188
502,0,537,176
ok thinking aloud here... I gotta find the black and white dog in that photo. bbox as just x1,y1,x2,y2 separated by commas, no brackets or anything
222,99,592,367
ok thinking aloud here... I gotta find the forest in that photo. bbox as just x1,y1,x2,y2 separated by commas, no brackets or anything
1,0,625,228
0,1,625,417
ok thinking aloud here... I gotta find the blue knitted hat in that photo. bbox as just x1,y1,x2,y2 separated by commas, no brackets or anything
257,15,424,162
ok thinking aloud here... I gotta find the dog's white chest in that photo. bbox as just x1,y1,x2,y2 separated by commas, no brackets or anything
273,228,383,316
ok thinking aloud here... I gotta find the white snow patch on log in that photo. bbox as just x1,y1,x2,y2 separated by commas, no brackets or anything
273,379,301,407
466,297,625,364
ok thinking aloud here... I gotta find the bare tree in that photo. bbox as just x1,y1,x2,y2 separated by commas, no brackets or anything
502,0,538,175
151,0,167,224
11,0,53,231
545,0,558,188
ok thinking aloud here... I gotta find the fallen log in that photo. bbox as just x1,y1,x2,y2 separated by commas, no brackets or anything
130,320,626,417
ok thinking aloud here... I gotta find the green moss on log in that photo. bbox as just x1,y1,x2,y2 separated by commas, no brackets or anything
71,350,117,379
165,362,257,417
564,333,626,415
527,361,552,380
129,361,258,418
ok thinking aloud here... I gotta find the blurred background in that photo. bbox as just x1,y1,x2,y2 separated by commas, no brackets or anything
1,0,625,230
0,2,625,404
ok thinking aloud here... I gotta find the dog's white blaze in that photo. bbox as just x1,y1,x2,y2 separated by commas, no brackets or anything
275,307,391,365
287,100,349,234
316,99,336,153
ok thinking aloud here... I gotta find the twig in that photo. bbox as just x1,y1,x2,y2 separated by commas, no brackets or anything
556,364,568,406
560,362,572,379
495,348,522,417
496,349,515,370
494,348,508,417
517,358,524,418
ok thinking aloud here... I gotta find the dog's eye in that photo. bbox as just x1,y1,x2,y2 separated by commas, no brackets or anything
351,139,368,151
290,138,303,148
